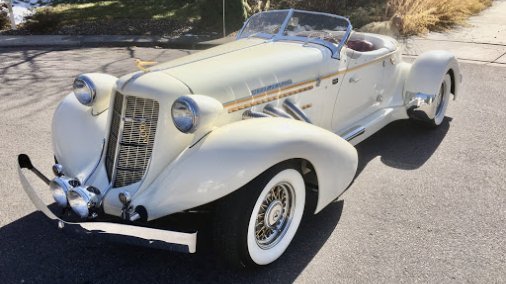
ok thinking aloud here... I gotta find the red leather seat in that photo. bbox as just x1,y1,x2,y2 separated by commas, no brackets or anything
347,40,375,52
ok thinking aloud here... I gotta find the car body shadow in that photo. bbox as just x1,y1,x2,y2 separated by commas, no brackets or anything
355,117,452,175
0,201,344,283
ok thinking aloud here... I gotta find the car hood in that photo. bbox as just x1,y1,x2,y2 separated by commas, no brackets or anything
117,38,330,105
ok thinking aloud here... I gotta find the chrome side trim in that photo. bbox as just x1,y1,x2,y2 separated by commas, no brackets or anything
83,138,105,185
110,92,127,186
263,104,294,119
17,163,197,253
282,99,312,123
342,126,365,142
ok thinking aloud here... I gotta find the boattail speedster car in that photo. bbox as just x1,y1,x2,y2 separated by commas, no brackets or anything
17,9,461,267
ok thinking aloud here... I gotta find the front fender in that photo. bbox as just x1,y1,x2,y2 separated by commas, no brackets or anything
52,93,108,181
132,118,358,221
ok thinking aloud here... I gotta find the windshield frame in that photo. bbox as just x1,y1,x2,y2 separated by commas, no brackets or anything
237,9,353,59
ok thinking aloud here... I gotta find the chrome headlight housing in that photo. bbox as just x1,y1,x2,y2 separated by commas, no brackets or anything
171,95,224,135
71,73,118,114
171,96,199,133
68,186,101,219
49,177,71,207
49,177,80,207
73,75,96,106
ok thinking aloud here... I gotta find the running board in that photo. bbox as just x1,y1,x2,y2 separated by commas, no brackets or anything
341,126,365,142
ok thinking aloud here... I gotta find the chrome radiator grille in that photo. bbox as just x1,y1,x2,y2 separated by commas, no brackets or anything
105,92,159,188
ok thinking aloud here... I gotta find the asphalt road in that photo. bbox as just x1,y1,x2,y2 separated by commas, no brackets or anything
0,47,504,283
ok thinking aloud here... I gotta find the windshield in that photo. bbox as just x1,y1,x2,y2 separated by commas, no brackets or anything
239,10,289,39
237,9,352,58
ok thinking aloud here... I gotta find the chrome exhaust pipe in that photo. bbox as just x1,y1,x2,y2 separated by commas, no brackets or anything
263,104,294,119
282,99,312,123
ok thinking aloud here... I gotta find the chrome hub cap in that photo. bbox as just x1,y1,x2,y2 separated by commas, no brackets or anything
255,182,295,249
265,200,283,227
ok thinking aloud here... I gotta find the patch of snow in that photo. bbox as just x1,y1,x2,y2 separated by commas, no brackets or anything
1,0,51,24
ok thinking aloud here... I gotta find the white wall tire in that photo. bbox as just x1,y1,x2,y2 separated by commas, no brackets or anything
213,163,306,268
246,168,305,265
432,74,452,126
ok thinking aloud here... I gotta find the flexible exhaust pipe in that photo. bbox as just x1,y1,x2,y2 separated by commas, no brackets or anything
282,99,312,123
242,109,272,119
263,104,294,119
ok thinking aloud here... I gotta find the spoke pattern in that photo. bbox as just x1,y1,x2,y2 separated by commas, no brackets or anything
255,182,295,249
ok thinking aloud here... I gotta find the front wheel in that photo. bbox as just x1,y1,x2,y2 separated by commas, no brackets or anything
213,164,306,267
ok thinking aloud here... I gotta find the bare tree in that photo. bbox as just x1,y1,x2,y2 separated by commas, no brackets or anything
243,0,271,17
6,0,16,30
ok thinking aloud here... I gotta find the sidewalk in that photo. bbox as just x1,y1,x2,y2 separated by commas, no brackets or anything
401,0,506,65
0,34,234,49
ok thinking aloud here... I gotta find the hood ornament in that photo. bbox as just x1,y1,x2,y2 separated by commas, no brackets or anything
135,59,158,72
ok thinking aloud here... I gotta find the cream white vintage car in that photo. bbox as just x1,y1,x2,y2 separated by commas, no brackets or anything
18,9,461,267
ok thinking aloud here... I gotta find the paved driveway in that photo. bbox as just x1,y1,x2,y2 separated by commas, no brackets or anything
0,47,504,283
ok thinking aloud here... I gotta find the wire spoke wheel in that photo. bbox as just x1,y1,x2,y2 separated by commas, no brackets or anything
255,182,295,249
213,165,306,267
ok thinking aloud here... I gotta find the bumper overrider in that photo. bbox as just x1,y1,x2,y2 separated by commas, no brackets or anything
17,154,197,253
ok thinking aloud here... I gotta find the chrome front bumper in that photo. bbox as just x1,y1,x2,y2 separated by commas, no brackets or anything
17,156,197,253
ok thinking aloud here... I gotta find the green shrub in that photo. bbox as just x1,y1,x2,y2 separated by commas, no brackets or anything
199,0,245,34
21,7,63,33
0,10,9,29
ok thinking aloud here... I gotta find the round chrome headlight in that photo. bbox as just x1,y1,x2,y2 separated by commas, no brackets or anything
171,96,199,133
49,177,71,207
73,75,96,106
68,186,101,218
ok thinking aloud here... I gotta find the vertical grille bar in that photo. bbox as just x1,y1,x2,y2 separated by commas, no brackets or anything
105,92,159,188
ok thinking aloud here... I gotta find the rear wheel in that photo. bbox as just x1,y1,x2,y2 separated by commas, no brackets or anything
432,73,452,126
413,73,452,127
213,164,306,268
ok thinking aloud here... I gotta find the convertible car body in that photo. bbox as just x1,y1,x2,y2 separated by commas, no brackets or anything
18,9,461,267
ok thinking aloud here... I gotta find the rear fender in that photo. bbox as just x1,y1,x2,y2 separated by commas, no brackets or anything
404,50,461,120
405,50,461,97
131,118,358,221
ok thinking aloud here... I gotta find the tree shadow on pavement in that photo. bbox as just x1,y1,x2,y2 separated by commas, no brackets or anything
355,117,452,176
0,201,344,283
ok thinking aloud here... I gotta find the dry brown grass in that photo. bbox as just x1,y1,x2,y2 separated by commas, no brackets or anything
389,0,492,35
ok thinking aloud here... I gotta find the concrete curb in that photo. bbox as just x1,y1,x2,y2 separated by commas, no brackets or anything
400,38,506,65
0,35,235,49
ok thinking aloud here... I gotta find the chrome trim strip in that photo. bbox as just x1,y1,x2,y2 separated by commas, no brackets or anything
110,93,127,187
83,138,106,185
18,165,197,253
342,126,365,142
